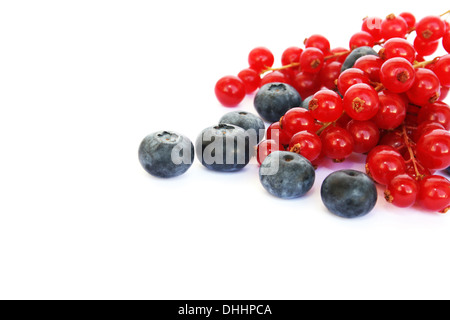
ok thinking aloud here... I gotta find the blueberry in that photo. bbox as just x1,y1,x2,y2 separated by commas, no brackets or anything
341,46,378,72
196,124,250,172
301,95,313,110
259,151,315,199
254,82,302,123
446,166,450,175
138,131,194,178
321,170,377,218
219,111,265,144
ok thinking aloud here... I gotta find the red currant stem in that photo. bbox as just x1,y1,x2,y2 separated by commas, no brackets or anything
316,121,334,136
262,62,300,74
440,10,450,17
374,40,385,46
413,56,440,69
401,124,423,181
370,81,385,92
324,50,351,61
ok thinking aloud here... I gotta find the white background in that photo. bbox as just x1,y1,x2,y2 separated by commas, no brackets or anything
1,0,449,300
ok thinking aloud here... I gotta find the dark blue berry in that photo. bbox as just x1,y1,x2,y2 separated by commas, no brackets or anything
321,170,377,218
445,166,450,175
138,131,194,178
254,82,302,122
341,46,378,72
219,111,265,144
301,95,313,110
259,151,315,199
196,124,250,172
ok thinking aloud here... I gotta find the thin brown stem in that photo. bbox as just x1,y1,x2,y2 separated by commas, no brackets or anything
401,124,422,180
413,56,440,69
324,50,351,61
262,62,300,74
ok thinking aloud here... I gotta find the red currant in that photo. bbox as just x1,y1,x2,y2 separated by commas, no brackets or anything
327,47,351,63
379,57,416,93
266,122,291,147
248,47,274,73
361,16,383,41
380,14,408,40
337,68,370,95
214,76,246,107
434,54,450,87
417,101,450,130
414,37,439,57
343,83,380,121
309,89,344,123
346,119,380,153
373,90,406,129
380,38,416,64
238,68,261,94
319,61,342,90
416,15,446,42
292,71,321,99
304,34,330,54
353,55,383,82
280,108,316,136
349,31,375,50
260,71,291,87
416,129,450,170
412,121,446,143
385,174,419,208
289,131,322,162
366,145,407,185
379,130,406,154
256,139,282,165
443,32,450,53
406,68,441,106
399,12,416,29
320,126,354,161
300,47,324,74
417,175,450,212
281,46,303,66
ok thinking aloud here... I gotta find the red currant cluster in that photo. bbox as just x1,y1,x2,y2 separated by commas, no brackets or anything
215,11,450,213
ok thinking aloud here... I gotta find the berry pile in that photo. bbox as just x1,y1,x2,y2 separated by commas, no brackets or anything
213,11,450,215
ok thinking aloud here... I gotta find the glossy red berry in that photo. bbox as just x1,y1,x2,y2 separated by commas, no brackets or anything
256,139,282,165
406,68,441,106
353,55,383,82
366,145,407,185
414,37,439,57
362,17,383,41
380,14,408,40
319,61,342,90
309,89,344,123
237,68,261,94
379,130,406,154
346,119,380,153
266,122,291,147
288,131,322,162
280,108,316,136
417,101,450,130
399,12,416,29
417,175,450,212
215,76,246,107
443,32,450,53
260,71,291,87
320,126,354,161
373,91,407,129
416,16,446,42
300,47,324,74
349,31,375,50
281,47,303,66
412,121,446,142
416,129,450,170
434,54,450,87
292,71,321,99
343,83,380,121
248,47,274,73
380,57,416,93
327,47,351,63
380,38,416,64
337,68,370,95
304,34,330,53
385,174,419,208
